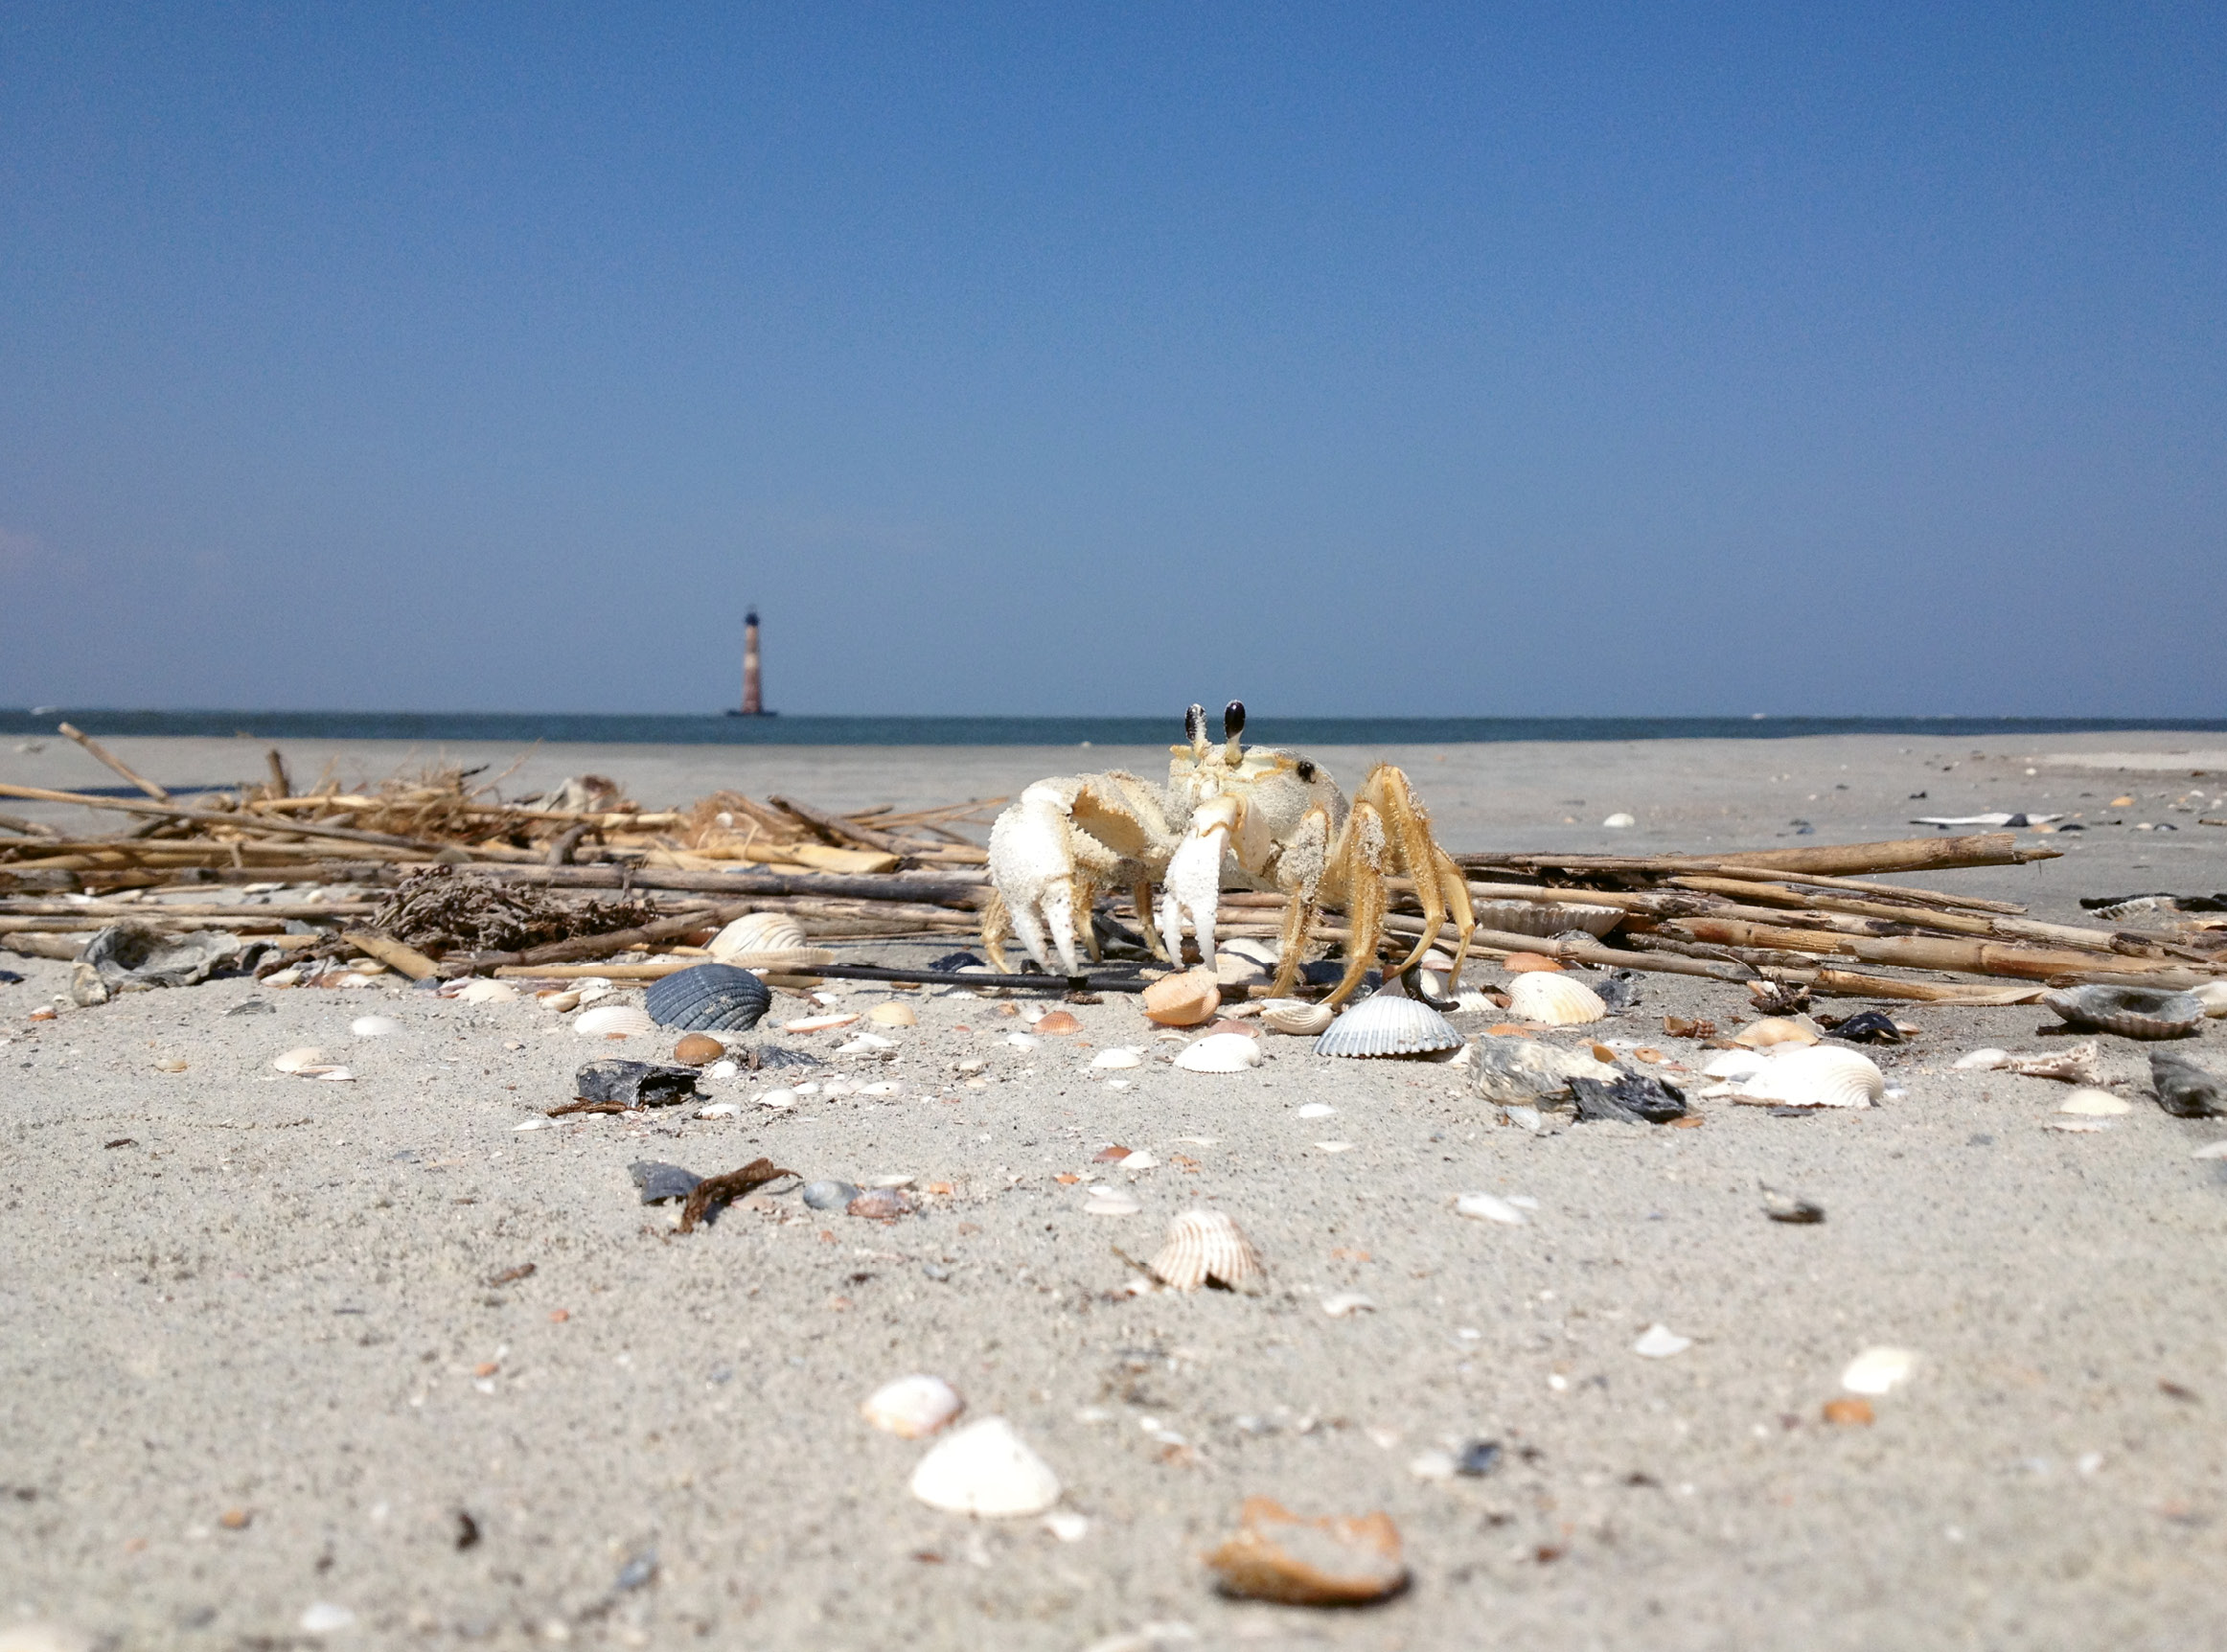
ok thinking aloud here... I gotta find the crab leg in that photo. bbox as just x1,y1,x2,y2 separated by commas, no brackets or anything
1324,800,1390,1005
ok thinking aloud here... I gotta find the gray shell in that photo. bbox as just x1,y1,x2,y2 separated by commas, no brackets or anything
1313,990,1464,1059
2041,984,2205,1041
1472,1037,1619,1104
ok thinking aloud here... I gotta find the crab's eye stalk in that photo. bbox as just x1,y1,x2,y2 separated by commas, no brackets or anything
1183,703,1208,758
1296,759,1318,783
1221,700,1246,763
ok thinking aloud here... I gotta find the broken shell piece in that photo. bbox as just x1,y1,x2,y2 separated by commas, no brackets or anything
1320,1293,1375,1318
1504,972,1606,1026
1205,1497,1408,1606
271,1046,330,1073
1142,969,1222,1028
349,1016,401,1038
1473,1037,1618,1104
2149,1049,2227,1117
836,1031,897,1054
1633,1323,1691,1358
574,1003,654,1040
454,978,519,1004
1258,998,1335,1036
867,1000,918,1028
1841,1346,1917,1395
1085,1189,1142,1216
695,1100,741,1118
1736,1045,1883,1109
538,989,583,1013
2194,981,2227,1018
1500,952,1564,974
1091,1047,1143,1069
861,1374,965,1439
1149,1210,1265,1293
2042,984,2205,1040
1175,1033,1263,1072
1455,1192,1528,1226
1733,1017,1821,1049
2059,1088,2131,1115
1760,1184,1825,1224
1314,991,1463,1059
782,1013,861,1034
1953,1047,2011,1070
908,1417,1062,1517
709,911,807,960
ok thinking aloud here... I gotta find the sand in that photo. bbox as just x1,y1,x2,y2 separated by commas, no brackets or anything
4,730,2227,1650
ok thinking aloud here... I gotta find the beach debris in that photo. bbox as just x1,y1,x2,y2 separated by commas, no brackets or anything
573,1002,654,1039
71,922,257,1003
1175,1032,1263,1072
1912,812,2061,828
908,1417,1062,1517
1504,971,1606,1026
1143,970,1222,1027
2059,1088,2131,1116
452,978,519,1003
2150,1049,2227,1117
1822,1009,1906,1044
782,1012,859,1034
679,1157,794,1231
1592,969,1643,1012
746,1044,822,1070
1036,1009,1081,1035
1295,1102,1335,1118
629,1160,701,1204
2042,984,2205,1040
1760,1183,1825,1223
1455,1192,1529,1226
1470,900,1624,939
369,864,655,956
1634,1323,1692,1358
868,1000,919,1027
1663,1015,1716,1039
1313,989,1463,1058
1501,952,1563,974
1454,1438,1503,1477
862,1374,965,1438
1258,998,1334,1035
848,1187,915,1221
1840,1346,1917,1395
570,1059,700,1110
1204,1497,1408,1605
800,1180,859,1210
349,1015,402,1038
270,1045,353,1080
1953,1043,2104,1083
672,1032,724,1065
1732,1045,1883,1110
1473,1037,1618,1104
708,911,806,960
1149,1210,1266,1293
1214,949,1272,988
1822,1397,1875,1426
647,963,772,1033
1091,1046,1144,1068
1602,812,1636,829
1571,1072,1688,1124
1320,1293,1375,1318
1734,1016,1821,1048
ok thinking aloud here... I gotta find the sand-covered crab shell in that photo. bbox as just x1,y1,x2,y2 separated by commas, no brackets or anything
1504,972,1607,1026
1736,1045,1884,1109
1313,991,1463,1058
2041,984,2206,1041
1149,1209,1266,1293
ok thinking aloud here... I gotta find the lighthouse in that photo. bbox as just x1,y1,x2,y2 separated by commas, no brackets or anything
727,609,776,717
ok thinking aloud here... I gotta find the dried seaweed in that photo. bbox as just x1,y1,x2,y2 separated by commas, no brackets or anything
679,1157,796,1233
369,865,654,955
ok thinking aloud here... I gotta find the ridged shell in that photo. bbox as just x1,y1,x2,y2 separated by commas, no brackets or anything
868,1000,918,1027
907,1417,1062,1517
1259,998,1335,1036
1091,1046,1143,1068
454,978,518,1003
1149,1209,1266,1293
1472,1037,1618,1103
709,911,807,960
1175,1032,1264,1072
573,1003,654,1039
1471,901,1624,939
1733,1017,1820,1048
861,1374,964,1438
1504,973,1607,1026
645,963,772,1032
1740,1045,1884,1109
2042,984,2206,1040
1142,969,1222,1027
1313,991,1463,1058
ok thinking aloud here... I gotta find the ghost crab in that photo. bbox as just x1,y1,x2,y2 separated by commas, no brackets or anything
982,701,1477,1005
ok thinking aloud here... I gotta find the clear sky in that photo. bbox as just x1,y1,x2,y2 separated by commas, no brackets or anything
2,4,2221,718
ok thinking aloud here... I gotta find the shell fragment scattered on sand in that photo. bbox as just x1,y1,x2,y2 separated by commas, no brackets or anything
908,1417,1062,1517
1840,1346,1917,1395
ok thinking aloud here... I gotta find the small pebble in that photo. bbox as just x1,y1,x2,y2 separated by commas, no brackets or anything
673,1033,723,1065
1634,1324,1691,1358
800,1180,859,1210
1408,1450,1455,1481
1454,1438,1503,1477
1841,1346,1917,1395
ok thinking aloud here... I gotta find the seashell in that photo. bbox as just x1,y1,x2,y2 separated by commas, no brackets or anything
836,1030,896,1053
1035,1010,1081,1035
574,1003,654,1039
1953,1047,2010,1070
1761,1184,1825,1223
1473,1037,1617,1104
2194,981,2227,1018
1840,1345,1917,1395
1702,1048,1767,1082
349,1015,401,1038
2046,1117,2109,1133
1115,1150,1158,1169
859,1080,903,1096
1733,1017,1821,1048
799,1180,858,1209
908,1417,1062,1517
695,1100,741,1118
708,911,807,961
1602,812,1636,828
847,1187,915,1220
272,1046,331,1074
1504,973,1606,1027
1175,1033,1263,1072
1501,952,1564,974
2190,1139,2227,1159
2150,1049,2227,1117
1221,937,1281,967
672,1032,724,1065
757,1088,798,1109
1633,1323,1691,1358
1314,990,1463,1059
454,979,518,1004
1205,1497,1408,1606
574,978,613,1002
1142,969,1222,1027
647,963,772,1033
1004,1033,1038,1050
538,989,583,1013
2058,1088,2130,1115
1149,1210,1265,1293
782,1013,861,1034
861,1374,964,1439
1205,1016,1261,1039
1453,990,1502,1014
1735,1045,1883,1110
868,1000,918,1027
1258,998,1334,1036
1295,1102,1335,1118
315,1067,355,1082
1314,1140,1355,1152
1455,1192,1528,1226
1044,1510,1091,1542
1320,1292,1375,1318
1084,1189,1142,1215
1091,1046,1143,1068
2041,984,2205,1040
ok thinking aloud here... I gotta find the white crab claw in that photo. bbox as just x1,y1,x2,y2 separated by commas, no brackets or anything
1159,800,1235,966
989,782,1089,976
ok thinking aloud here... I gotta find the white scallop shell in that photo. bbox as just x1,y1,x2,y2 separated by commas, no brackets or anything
1174,1033,1263,1072
861,1374,965,1439
1091,1047,1144,1068
1259,998,1335,1036
454,979,518,1003
709,911,807,960
907,1417,1062,1517
1149,1210,1265,1293
1504,972,1607,1026
1739,1045,1884,1109
1313,991,1463,1058
573,1003,654,1039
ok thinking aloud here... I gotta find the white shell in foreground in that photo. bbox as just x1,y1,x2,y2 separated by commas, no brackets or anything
867,1000,918,1027
2059,1088,2131,1115
1314,991,1463,1058
1259,998,1336,1036
350,1015,402,1038
1455,1192,1529,1226
1504,972,1607,1026
710,911,807,961
1840,1345,1917,1395
272,1046,329,1073
1739,1045,1884,1109
573,1003,654,1039
1149,1210,1265,1293
1733,1016,1821,1048
2196,981,2227,1018
861,1374,965,1438
1091,1046,1143,1069
455,978,519,1004
1633,1323,1691,1358
1175,1033,1263,1072
908,1417,1062,1517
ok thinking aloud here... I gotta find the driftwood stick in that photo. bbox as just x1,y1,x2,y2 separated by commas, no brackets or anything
1650,916,2222,982
0,813,61,839
343,931,443,980
57,723,172,803
264,748,291,799
767,794,912,856
0,783,438,851
454,863,991,906
1458,833,2055,883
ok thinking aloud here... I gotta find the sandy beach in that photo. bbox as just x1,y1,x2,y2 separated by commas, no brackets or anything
6,729,2227,1651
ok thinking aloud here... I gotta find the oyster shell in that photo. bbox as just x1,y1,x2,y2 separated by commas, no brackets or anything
2041,984,2205,1040
1472,1037,1617,1104
1174,1032,1263,1072
1313,990,1463,1058
1148,1209,1265,1293
1504,972,1606,1026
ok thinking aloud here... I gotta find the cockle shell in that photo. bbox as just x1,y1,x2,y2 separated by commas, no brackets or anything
1504,972,1607,1026
1258,998,1335,1036
454,978,518,1003
709,911,807,961
2041,984,2205,1040
573,1003,654,1039
1175,1033,1263,1072
1205,1498,1409,1606
1733,1017,1821,1048
861,1374,965,1439
868,1000,918,1027
1313,991,1463,1058
2058,1088,2131,1115
1149,1210,1266,1293
1142,969,1222,1027
1737,1045,1884,1109
1473,1036,1619,1103
907,1417,1062,1517
1091,1046,1144,1068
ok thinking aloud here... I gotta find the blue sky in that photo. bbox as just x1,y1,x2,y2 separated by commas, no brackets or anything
2,4,2221,716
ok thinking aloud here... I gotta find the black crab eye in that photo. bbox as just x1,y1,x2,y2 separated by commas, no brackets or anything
1296,759,1317,782
1223,701,1246,742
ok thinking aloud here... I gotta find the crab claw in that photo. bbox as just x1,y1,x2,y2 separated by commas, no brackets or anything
988,782,1090,976
1159,794,1237,966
